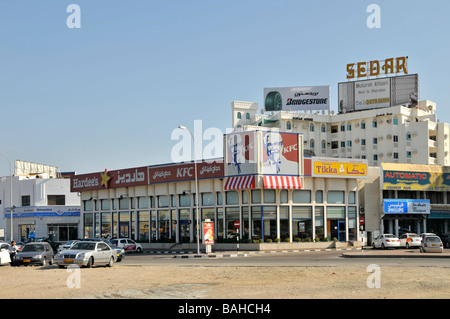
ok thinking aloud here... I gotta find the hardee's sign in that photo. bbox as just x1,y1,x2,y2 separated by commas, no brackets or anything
346,56,408,80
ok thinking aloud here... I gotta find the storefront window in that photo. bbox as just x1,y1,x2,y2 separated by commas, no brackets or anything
217,207,224,240
179,194,191,207
179,209,191,243
226,207,240,240
280,206,289,239
242,191,249,204
315,190,323,204
251,206,262,240
326,207,346,241
158,196,169,208
158,210,170,240
101,212,111,238
280,190,288,204
119,212,129,238
315,206,324,240
94,212,100,238
242,206,250,240
101,199,111,210
348,207,357,241
138,211,149,242
138,197,148,209
202,193,214,206
112,212,118,238
119,198,129,210
293,190,311,204
251,190,261,204
292,206,312,240
84,213,94,238
263,206,277,240
217,192,223,205
150,211,157,241
327,191,345,204
348,191,356,204
84,200,93,211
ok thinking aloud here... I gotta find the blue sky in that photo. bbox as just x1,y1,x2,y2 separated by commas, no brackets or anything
0,0,449,176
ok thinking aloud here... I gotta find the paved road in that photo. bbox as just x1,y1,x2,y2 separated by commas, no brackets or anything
120,249,450,268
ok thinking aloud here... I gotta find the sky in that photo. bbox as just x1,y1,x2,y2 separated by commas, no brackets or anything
0,0,450,177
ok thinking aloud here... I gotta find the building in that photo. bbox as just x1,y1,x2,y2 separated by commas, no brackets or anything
72,131,368,244
0,161,81,242
232,100,450,167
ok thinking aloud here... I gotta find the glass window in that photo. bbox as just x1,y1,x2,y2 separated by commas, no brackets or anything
393,117,398,125
279,206,289,239
348,191,356,204
138,211,149,242
158,210,170,240
246,113,250,120
48,195,65,206
179,194,191,207
361,121,366,129
226,207,240,239
280,190,288,204
119,198,129,210
286,122,291,130
101,212,111,238
138,197,148,209
293,190,311,203
119,212,130,238
310,124,314,132
315,190,323,203
237,112,241,119
158,196,169,208
21,195,31,207
315,206,324,240
327,191,345,204
251,190,261,204
202,193,214,206
217,192,223,205
321,124,326,132
84,213,94,238
101,199,111,210
292,206,312,240
242,191,248,204
84,200,93,211
226,191,239,205
264,189,276,203
348,207,357,241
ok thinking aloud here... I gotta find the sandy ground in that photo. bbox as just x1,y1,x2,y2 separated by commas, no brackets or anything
0,263,449,299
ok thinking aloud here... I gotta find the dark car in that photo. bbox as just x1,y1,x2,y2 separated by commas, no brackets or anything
25,237,60,252
13,242,54,266
439,233,450,248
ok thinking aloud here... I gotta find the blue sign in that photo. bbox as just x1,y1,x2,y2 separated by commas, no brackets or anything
384,199,430,214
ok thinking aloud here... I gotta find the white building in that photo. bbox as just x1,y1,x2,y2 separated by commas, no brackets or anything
0,173,81,242
232,100,450,167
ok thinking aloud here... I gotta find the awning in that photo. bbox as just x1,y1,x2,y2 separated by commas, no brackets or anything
224,175,255,190
263,175,302,189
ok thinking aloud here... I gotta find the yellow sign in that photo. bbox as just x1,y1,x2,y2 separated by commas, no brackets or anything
346,56,408,80
100,169,111,188
312,158,368,178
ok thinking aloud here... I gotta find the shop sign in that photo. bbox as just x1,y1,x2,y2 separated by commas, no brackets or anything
149,161,224,184
311,157,368,178
383,199,430,214
264,86,330,112
382,163,450,191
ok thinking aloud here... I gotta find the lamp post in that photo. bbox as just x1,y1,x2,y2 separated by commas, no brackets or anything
178,125,200,255
0,154,13,241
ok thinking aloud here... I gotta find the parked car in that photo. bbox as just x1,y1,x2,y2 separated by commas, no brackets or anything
110,238,143,253
55,241,115,268
57,240,80,252
0,242,11,265
13,242,54,266
79,238,125,262
420,233,437,241
372,234,400,249
399,233,422,249
420,236,443,253
438,233,450,248
25,237,60,252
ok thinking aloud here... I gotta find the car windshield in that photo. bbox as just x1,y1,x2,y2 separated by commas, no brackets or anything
70,242,96,250
410,234,420,238
426,237,441,242
22,244,45,252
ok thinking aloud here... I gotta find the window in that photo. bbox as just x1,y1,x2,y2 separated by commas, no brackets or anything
293,190,311,203
361,139,366,146
348,191,356,204
361,121,366,129
327,191,344,204
310,139,315,148
264,189,276,203
137,197,148,209
226,191,239,205
347,140,352,147
340,141,345,148
372,120,377,128
315,190,323,203
373,138,378,144
406,133,411,141
158,196,169,208
310,124,315,132
321,124,326,133
373,154,378,161
280,190,288,204
101,199,111,210
286,121,291,130
179,194,191,207
202,193,214,206
340,125,345,132
237,112,241,119
21,195,31,207
394,152,399,159
406,151,412,158
331,141,339,149
246,113,250,120
251,190,261,204
393,117,398,125
347,123,351,131
47,195,65,206
393,135,399,142
321,140,326,149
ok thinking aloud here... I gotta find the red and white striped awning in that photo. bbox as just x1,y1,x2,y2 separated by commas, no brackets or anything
224,175,255,190
263,175,302,189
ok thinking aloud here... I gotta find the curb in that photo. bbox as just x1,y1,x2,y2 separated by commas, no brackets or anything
342,252,450,258
173,253,248,259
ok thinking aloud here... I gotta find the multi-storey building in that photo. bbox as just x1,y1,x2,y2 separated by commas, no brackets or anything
232,100,450,167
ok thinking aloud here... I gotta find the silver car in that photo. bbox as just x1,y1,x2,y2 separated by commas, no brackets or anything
55,241,115,268
420,236,444,253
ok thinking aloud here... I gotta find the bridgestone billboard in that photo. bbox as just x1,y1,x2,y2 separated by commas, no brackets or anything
264,86,330,112
338,74,419,113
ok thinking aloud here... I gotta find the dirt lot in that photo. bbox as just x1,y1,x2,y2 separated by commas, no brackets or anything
1,262,449,299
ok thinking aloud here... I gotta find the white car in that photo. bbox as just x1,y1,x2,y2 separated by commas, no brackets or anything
399,233,422,248
0,242,11,265
372,234,400,249
55,241,115,268
110,238,143,253
57,240,80,252
420,236,443,253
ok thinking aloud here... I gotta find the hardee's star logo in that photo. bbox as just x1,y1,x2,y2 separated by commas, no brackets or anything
100,169,111,188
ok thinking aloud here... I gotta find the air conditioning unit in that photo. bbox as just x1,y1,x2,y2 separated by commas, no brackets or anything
378,119,383,124
387,152,393,157
355,138,360,143
386,119,392,124
387,134,392,140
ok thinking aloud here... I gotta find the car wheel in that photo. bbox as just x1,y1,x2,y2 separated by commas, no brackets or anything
86,257,93,268
372,243,376,249
49,257,54,265
382,243,386,250
41,257,47,267
137,247,142,253
446,242,450,249
107,257,114,267
406,243,410,249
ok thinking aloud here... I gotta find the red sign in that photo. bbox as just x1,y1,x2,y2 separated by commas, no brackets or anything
234,220,240,229
359,217,365,225
203,222,214,245
149,160,224,184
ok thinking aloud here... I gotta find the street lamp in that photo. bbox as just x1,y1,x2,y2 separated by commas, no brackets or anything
178,125,200,255
0,154,13,241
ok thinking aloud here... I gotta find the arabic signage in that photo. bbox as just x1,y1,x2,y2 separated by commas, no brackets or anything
311,157,368,179
5,206,80,218
261,131,300,175
149,161,224,184
382,163,450,191
264,86,330,112
346,56,408,80
71,166,148,192
383,199,430,215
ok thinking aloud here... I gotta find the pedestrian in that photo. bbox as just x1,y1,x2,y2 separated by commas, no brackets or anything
9,240,18,265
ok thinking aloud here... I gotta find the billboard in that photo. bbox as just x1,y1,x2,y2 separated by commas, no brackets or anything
261,131,300,175
384,199,430,215
382,163,450,191
311,157,368,179
224,131,258,176
264,86,330,112
149,161,224,184
338,74,419,113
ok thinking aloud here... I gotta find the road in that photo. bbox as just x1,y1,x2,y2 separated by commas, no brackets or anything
120,249,450,267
